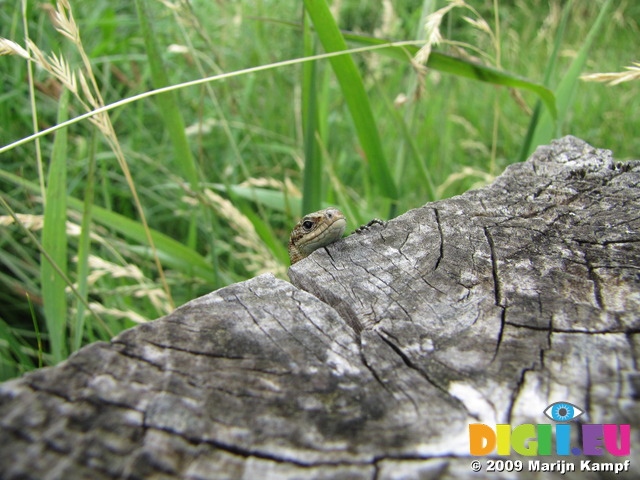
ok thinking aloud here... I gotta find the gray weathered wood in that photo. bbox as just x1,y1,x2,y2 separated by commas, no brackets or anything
1,136,638,479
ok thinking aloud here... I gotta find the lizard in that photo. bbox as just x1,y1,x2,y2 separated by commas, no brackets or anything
288,207,385,265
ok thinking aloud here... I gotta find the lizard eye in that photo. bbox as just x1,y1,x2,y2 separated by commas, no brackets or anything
302,220,314,230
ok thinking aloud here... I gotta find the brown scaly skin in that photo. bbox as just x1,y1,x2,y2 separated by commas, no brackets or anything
288,208,387,265
288,208,347,265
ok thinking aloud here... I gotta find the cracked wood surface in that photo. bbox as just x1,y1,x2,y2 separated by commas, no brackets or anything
1,136,639,479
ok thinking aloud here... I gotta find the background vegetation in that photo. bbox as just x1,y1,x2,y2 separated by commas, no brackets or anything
0,0,637,379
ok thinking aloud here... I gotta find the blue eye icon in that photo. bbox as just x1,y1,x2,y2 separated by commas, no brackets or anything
544,402,584,422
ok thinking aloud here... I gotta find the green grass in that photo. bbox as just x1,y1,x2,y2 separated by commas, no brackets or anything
40,87,70,363
0,0,637,379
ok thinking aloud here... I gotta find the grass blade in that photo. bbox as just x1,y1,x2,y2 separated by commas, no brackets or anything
376,83,436,201
0,169,217,285
301,13,322,215
518,0,573,162
210,183,299,214
427,53,556,119
340,32,557,120
77,203,217,284
27,293,43,369
303,0,398,204
527,0,612,155
0,317,36,381
134,0,200,190
72,128,96,352
40,88,69,364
